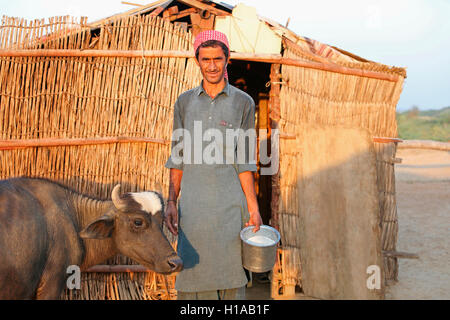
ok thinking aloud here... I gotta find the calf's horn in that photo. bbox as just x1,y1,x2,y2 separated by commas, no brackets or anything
111,184,127,210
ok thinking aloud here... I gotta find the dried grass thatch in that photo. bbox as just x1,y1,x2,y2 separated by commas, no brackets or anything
271,39,405,293
0,14,202,299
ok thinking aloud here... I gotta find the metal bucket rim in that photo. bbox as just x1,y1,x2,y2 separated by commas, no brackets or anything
240,225,280,247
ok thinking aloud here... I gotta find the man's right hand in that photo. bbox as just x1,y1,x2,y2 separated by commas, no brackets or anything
165,201,178,236
166,168,182,236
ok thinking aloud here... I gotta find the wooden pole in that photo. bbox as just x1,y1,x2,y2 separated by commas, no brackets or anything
0,49,192,58
0,136,169,150
373,137,403,144
84,265,152,273
397,139,450,151
0,136,403,151
121,1,145,7
0,49,400,82
383,250,419,260
279,134,402,144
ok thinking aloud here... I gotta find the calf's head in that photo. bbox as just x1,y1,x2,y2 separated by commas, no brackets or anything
80,185,183,274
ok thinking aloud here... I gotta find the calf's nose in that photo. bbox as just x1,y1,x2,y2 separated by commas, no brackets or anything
167,256,183,272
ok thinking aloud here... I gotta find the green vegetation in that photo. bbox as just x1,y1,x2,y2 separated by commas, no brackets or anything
396,106,450,142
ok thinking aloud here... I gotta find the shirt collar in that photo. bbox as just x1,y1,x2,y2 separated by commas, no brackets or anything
196,79,230,97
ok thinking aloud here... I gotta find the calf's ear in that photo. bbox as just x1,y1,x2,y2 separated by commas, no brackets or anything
80,215,115,239
154,210,164,228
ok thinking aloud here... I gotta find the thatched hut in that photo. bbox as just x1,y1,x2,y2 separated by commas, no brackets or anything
0,0,406,299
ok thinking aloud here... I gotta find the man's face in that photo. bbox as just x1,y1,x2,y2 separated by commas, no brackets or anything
196,45,228,85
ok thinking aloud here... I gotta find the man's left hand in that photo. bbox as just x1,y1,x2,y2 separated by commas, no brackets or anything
245,211,262,232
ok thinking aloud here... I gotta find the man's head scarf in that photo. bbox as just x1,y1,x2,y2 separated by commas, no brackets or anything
194,30,230,79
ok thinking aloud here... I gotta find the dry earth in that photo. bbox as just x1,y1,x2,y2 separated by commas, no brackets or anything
246,148,450,300
385,148,450,300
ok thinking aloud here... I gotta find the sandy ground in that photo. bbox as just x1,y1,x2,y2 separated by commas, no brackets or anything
245,148,450,300
385,148,450,300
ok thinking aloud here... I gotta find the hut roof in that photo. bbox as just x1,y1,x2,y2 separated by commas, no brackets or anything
89,0,232,28
86,0,406,78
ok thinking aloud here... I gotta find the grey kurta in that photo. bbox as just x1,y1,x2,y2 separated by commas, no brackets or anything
165,80,257,292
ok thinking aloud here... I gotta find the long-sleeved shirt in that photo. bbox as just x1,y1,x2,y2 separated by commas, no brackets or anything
165,79,257,292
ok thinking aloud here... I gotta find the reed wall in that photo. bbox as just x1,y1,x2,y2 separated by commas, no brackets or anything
274,40,405,290
0,14,202,299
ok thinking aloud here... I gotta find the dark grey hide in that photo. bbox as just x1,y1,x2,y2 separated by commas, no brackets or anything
0,178,182,299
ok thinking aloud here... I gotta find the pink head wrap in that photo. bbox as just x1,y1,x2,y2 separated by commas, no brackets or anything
194,30,230,79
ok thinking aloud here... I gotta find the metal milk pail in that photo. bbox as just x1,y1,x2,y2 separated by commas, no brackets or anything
240,225,280,273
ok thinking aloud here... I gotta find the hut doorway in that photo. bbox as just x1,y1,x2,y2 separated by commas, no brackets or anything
228,60,273,226
228,60,276,298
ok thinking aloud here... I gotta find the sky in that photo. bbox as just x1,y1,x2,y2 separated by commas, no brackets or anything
2,0,450,111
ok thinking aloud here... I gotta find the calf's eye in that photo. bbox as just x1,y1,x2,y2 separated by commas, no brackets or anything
133,218,143,227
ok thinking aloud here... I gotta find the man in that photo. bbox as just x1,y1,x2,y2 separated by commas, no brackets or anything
164,30,262,300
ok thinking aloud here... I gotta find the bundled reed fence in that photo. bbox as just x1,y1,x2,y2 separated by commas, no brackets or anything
0,14,202,299
271,39,405,294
